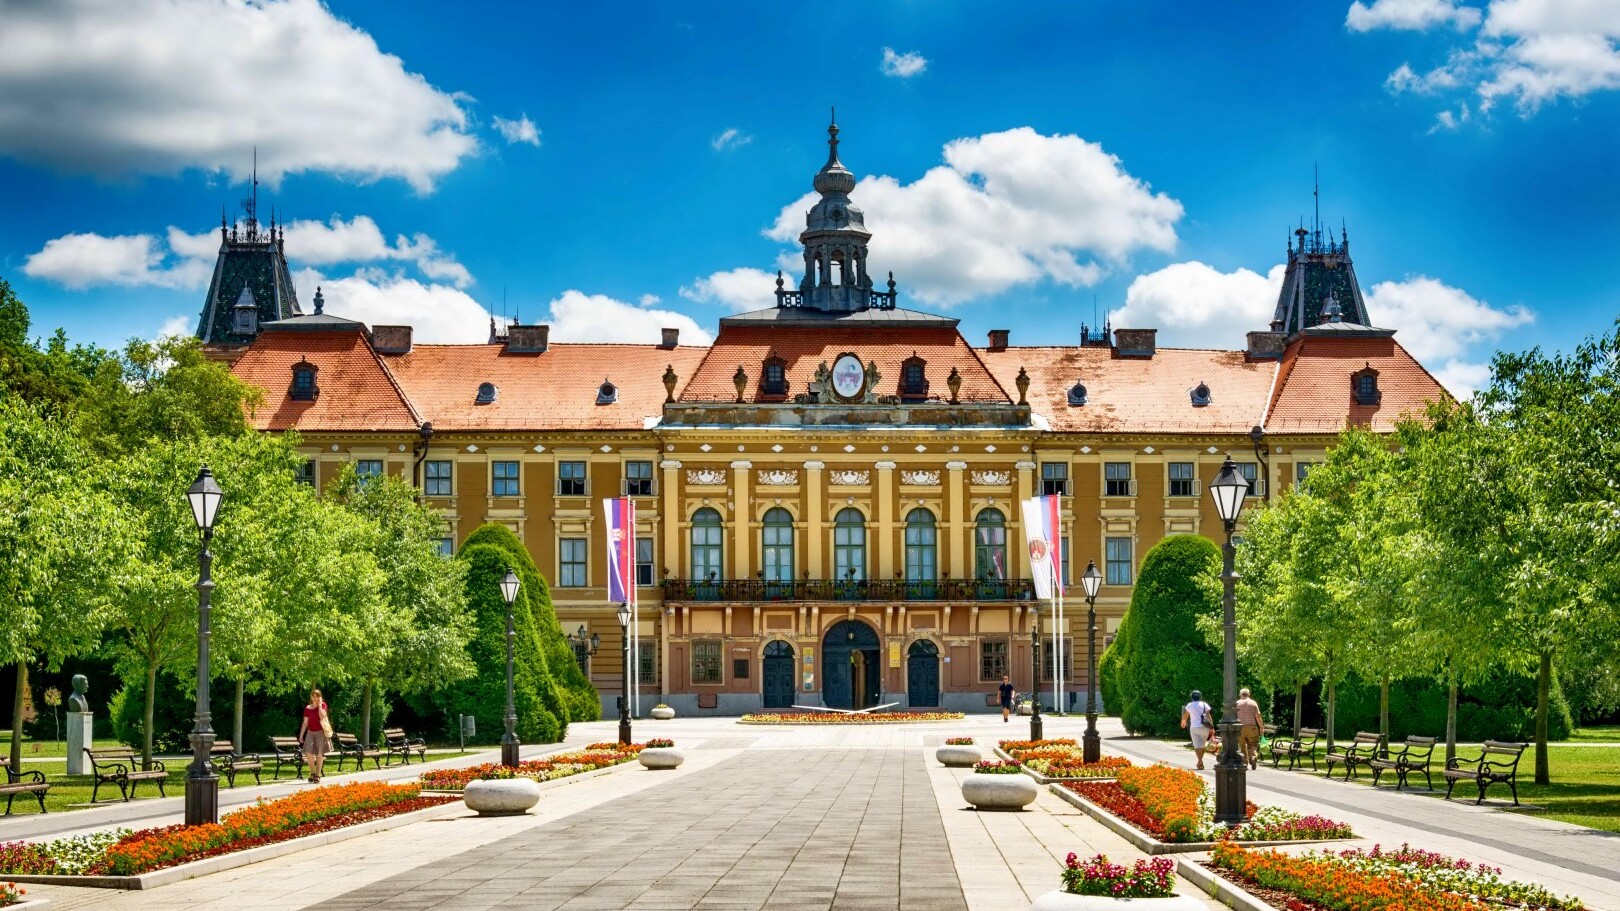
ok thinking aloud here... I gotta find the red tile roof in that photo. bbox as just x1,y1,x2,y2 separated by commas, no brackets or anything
384,343,708,432
1265,335,1448,433
980,346,1277,434
681,325,1010,403
231,327,420,432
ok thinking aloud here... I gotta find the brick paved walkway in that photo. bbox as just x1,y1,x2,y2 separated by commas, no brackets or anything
308,748,965,911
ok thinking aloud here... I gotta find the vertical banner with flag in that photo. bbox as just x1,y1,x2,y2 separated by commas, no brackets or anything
603,497,638,716
1020,495,1063,599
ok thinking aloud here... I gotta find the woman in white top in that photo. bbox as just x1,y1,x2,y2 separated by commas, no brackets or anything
1179,690,1214,770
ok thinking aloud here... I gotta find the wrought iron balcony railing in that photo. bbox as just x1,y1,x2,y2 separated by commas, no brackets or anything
661,577,1036,603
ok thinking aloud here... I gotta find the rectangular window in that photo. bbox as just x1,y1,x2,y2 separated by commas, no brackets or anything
355,459,384,482
435,536,454,558
1238,461,1261,498
733,658,750,680
638,637,658,685
1296,462,1317,486
692,640,722,684
492,461,521,497
424,460,453,497
1060,536,1071,586
559,538,587,587
1041,462,1070,497
1168,462,1196,498
980,638,1009,681
1104,462,1133,497
558,460,587,496
1106,537,1134,585
624,460,654,497
294,459,316,487
636,537,655,587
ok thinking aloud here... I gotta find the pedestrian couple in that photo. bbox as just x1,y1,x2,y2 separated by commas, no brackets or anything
1180,688,1264,770
297,688,333,783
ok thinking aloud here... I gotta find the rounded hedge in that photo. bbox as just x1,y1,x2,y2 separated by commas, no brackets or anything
1331,669,1573,742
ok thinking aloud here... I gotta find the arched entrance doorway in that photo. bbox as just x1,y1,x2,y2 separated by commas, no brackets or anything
822,620,879,709
762,640,796,708
907,640,940,707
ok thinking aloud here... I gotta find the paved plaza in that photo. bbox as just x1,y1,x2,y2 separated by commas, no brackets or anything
7,715,1619,911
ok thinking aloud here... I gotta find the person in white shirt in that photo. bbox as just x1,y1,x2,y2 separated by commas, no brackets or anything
1180,689,1214,770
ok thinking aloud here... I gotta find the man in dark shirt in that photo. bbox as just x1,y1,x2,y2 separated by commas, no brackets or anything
998,675,1016,722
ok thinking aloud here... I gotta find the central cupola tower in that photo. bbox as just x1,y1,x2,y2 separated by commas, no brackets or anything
777,116,897,312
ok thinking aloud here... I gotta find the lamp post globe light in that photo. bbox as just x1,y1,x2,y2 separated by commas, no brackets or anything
616,602,633,745
184,467,224,826
498,569,521,768
1208,455,1250,827
1080,560,1104,764
1028,602,1043,742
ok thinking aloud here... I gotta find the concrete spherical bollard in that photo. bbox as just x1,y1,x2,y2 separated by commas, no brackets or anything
935,745,983,768
1029,892,1206,911
651,705,676,720
462,777,541,816
961,772,1039,810
639,746,685,769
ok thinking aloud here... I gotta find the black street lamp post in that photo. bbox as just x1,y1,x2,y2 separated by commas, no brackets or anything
616,602,633,745
184,467,223,827
1029,602,1043,742
498,569,521,768
1209,455,1251,826
568,625,601,666
1081,560,1103,764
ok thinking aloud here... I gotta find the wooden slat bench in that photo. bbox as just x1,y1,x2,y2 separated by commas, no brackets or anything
382,728,427,765
1326,731,1384,780
2,764,49,815
209,741,265,788
1370,735,1438,791
334,733,387,771
269,735,309,779
85,748,167,803
1444,740,1528,805
1269,727,1321,771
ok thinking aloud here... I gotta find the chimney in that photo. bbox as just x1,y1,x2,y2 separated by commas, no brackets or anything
371,325,413,354
986,329,1010,352
1245,330,1287,361
660,327,680,349
1113,328,1157,358
506,323,550,354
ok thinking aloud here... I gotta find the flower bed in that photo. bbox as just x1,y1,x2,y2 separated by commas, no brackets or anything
644,738,675,748
1208,842,1585,911
0,782,449,878
972,759,1024,774
1066,765,1352,844
997,739,1130,779
1062,853,1176,899
0,882,23,908
945,737,975,745
738,711,964,724
419,745,641,790
999,738,1077,751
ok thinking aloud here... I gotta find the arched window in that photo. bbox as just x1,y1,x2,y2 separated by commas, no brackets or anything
1066,381,1087,406
975,508,1007,583
904,508,937,583
762,355,788,396
833,507,866,582
475,382,498,404
690,508,724,582
761,507,795,585
289,362,318,401
1352,365,1381,405
900,354,928,400
596,380,617,405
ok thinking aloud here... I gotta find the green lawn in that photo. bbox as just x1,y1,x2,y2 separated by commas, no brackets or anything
1566,726,1620,743
0,735,126,759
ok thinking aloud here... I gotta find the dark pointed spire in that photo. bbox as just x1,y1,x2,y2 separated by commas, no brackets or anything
313,286,324,315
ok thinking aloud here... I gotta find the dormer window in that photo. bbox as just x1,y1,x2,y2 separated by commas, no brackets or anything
596,379,618,405
233,304,257,335
761,355,788,396
289,361,318,401
1352,365,1381,405
900,354,928,399
475,382,498,405
1190,382,1211,406
1066,381,1088,406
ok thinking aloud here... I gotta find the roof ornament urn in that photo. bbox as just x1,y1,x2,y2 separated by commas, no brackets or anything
1015,367,1031,405
733,366,749,403
663,364,678,403
947,366,962,404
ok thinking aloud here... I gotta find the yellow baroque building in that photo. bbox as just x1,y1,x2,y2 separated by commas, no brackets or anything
215,123,1446,716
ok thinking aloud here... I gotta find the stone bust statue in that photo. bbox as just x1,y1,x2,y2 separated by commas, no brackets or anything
67,674,90,713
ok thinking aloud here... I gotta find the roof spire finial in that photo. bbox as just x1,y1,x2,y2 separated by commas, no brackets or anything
826,107,840,167
313,286,324,315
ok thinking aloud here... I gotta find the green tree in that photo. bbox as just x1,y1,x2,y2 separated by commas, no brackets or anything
75,335,260,455
0,278,107,407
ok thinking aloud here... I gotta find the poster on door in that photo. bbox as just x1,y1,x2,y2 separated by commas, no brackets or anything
888,642,901,668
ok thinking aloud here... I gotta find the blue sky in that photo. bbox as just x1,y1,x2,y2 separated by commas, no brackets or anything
2,0,1617,394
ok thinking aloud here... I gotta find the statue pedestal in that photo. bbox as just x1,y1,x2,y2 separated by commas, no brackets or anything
66,712,94,774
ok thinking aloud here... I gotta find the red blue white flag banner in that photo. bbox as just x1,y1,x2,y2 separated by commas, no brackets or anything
603,497,635,604
1020,495,1064,601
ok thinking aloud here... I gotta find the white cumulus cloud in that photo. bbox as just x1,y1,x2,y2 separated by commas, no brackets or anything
1347,0,1483,32
762,127,1182,307
711,128,753,152
680,267,778,312
881,47,929,78
291,268,494,343
493,115,541,146
1361,274,1533,364
0,0,476,191
1112,262,1286,349
23,233,174,289
545,291,713,346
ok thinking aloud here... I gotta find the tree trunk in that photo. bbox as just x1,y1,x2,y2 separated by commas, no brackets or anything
1379,673,1391,757
8,663,26,771
233,677,245,751
1326,673,1337,755
360,679,374,749
1293,683,1303,736
1536,649,1552,786
1445,679,1459,765
142,662,157,770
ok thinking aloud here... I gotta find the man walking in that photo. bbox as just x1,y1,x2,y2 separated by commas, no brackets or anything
998,675,1016,723
1236,687,1264,770
1180,689,1214,770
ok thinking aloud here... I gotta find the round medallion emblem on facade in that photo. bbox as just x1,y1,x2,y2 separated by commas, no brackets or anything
1028,538,1050,566
831,353,866,400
